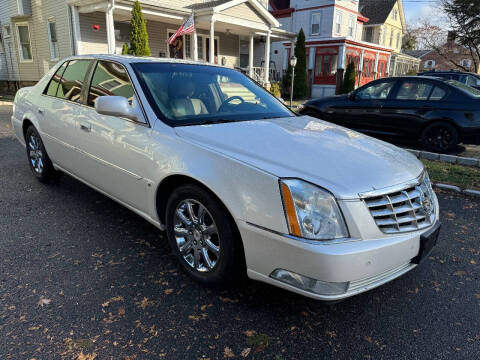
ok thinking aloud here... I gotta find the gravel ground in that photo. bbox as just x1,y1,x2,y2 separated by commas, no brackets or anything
0,105,479,359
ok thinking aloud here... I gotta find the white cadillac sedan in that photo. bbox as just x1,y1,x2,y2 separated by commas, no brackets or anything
12,55,441,301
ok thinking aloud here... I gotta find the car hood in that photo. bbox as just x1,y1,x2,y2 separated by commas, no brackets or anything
175,116,423,199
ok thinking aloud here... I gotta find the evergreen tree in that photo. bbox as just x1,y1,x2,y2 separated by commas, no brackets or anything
128,1,151,56
341,61,356,94
293,28,307,99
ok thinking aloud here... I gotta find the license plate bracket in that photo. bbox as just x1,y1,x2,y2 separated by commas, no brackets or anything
412,222,441,264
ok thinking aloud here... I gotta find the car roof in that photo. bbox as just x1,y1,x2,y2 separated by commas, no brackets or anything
61,54,227,69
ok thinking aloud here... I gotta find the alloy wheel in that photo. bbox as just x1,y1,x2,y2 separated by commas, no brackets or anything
174,199,220,272
28,134,44,174
423,125,454,152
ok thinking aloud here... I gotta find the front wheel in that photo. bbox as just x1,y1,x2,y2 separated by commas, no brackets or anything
421,122,459,153
25,126,61,183
165,184,242,285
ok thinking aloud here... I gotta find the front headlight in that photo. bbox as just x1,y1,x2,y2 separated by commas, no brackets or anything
280,179,348,240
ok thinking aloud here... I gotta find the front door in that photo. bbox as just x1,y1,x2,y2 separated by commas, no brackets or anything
72,60,151,212
335,79,396,133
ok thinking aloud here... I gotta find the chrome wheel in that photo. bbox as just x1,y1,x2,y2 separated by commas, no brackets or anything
28,134,44,174
174,199,220,272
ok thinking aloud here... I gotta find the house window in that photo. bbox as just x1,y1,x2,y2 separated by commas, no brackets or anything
197,36,203,60
365,27,373,42
424,60,435,68
313,47,338,84
389,30,394,47
392,9,398,21
396,32,400,48
348,16,355,37
311,13,321,35
335,12,342,34
47,19,59,60
460,59,472,68
16,23,32,61
185,34,191,58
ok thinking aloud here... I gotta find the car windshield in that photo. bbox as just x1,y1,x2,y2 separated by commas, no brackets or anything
446,79,480,98
132,62,293,126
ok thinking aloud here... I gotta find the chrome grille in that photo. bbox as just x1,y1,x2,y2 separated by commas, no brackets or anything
363,175,435,234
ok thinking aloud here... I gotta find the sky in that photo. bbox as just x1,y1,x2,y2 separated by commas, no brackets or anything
402,0,448,27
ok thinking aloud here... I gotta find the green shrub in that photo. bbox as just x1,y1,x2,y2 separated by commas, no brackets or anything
128,1,151,56
341,61,356,94
269,82,281,97
121,43,130,55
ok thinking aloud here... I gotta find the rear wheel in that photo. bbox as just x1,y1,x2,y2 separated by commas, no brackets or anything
165,184,241,285
421,122,459,153
25,126,61,182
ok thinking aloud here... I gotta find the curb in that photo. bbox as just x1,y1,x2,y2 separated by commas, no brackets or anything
406,149,480,168
434,183,480,198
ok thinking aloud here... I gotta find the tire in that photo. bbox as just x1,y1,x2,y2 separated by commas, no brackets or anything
25,125,61,183
421,122,459,153
166,184,242,286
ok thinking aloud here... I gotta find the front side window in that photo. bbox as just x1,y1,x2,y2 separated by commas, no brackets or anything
16,23,32,61
56,60,91,102
133,63,293,126
48,20,59,60
357,81,395,100
394,81,433,100
88,61,135,107
311,13,321,35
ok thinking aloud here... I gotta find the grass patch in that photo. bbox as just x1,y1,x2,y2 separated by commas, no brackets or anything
421,159,480,190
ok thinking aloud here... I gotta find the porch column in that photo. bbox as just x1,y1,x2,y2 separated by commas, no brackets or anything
264,29,271,86
106,0,116,54
209,17,215,64
193,27,198,61
70,5,82,55
374,52,379,79
358,49,364,86
248,33,254,78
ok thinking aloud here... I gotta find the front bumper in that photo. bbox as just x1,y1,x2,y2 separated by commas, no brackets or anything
239,195,440,301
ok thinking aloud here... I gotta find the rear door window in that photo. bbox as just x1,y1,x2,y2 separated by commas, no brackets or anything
56,60,92,102
429,86,447,100
394,81,433,100
356,80,395,100
87,61,135,107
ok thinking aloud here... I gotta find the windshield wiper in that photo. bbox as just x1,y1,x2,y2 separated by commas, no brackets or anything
178,119,238,127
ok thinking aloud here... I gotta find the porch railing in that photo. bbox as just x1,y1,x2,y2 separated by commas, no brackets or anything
250,67,282,85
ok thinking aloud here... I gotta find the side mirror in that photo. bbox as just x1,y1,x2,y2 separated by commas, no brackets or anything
95,96,139,121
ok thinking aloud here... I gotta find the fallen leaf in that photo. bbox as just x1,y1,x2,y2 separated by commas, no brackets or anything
453,270,467,277
102,296,124,308
140,297,150,310
77,352,97,360
37,297,52,307
244,330,256,337
219,296,238,303
189,315,200,321
164,289,174,295
224,346,235,358
253,344,265,354
240,348,251,357
364,336,372,343
118,307,125,316
326,330,337,338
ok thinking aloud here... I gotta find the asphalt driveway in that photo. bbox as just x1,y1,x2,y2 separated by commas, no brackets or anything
0,105,479,359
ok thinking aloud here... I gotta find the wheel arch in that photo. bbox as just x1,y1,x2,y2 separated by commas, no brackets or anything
155,174,246,267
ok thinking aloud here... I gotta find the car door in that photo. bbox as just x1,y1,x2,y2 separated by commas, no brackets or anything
380,79,449,136
40,59,93,173
72,60,152,212
334,79,396,132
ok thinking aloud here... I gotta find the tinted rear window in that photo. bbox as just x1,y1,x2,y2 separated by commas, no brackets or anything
56,60,91,102
44,61,67,97
446,80,480,98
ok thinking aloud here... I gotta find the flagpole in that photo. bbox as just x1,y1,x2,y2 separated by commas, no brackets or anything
192,11,198,61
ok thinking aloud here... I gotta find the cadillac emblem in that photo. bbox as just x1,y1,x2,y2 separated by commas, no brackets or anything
416,186,433,216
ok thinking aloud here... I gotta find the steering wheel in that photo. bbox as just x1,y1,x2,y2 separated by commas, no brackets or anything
218,96,244,112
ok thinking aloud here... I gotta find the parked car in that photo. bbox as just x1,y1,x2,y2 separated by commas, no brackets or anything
300,76,480,152
418,70,480,90
12,55,440,301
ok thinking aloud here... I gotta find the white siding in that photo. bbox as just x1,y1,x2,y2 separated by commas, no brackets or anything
0,0,21,81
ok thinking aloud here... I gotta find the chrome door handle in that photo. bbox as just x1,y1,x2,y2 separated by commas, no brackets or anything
80,123,91,132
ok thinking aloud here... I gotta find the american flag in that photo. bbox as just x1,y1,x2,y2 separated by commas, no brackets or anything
168,15,195,45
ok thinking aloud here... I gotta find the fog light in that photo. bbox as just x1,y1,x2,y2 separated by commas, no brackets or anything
270,269,349,296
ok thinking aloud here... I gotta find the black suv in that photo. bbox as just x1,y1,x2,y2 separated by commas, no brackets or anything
418,70,480,90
